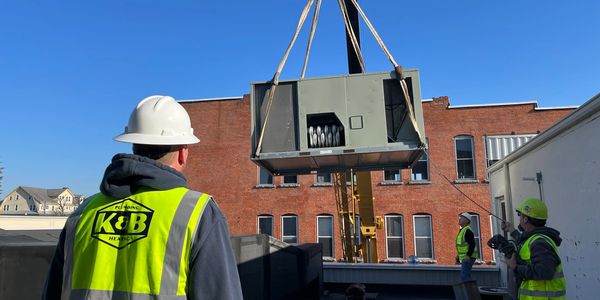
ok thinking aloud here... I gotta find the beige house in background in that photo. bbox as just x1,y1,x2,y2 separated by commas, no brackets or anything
0,186,84,215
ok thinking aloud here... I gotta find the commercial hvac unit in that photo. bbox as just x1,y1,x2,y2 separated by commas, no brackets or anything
251,70,426,175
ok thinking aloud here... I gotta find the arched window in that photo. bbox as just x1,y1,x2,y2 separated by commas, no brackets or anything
413,214,434,259
257,214,273,236
281,214,298,243
317,214,334,258
467,213,482,259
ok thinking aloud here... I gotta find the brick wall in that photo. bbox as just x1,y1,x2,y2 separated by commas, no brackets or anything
181,95,573,264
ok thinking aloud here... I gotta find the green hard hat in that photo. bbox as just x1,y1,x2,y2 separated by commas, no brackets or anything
516,198,548,220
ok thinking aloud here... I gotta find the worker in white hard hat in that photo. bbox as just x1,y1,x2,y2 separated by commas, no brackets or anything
456,212,478,282
43,96,243,300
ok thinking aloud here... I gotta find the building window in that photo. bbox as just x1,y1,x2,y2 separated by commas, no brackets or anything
383,169,401,182
468,213,482,259
282,175,298,185
485,134,536,167
257,215,273,236
455,136,475,179
258,167,273,186
343,170,356,185
411,149,429,181
413,214,434,259
282,215,298,243
15,205,18,211
317,215,334,258
316,172,332,184
385,215,404,259
489,214,496,261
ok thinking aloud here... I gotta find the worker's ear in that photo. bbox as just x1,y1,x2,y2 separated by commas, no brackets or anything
178,145,188,167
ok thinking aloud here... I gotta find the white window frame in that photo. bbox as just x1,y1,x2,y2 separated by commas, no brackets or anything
468,213,482,259
314,172,333,186
257,215,274,236
257,167,274,187
454,135,476,180
281,175,299,187
281,215,298,243
383,169,401,182
413,214,434,259
489,214,496,262
410,147,430,182
317,215,334,258
385,214,404,259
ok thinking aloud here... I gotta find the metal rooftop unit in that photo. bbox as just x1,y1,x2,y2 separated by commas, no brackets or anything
251,70,426,175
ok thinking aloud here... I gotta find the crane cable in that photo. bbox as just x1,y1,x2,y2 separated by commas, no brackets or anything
429,162,505,221
255,0,314,157
301,0,322,79
256,0,426,156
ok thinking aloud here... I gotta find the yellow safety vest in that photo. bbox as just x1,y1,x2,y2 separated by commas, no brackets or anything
518,234,566,300
61,187,211,299
456,225,478,260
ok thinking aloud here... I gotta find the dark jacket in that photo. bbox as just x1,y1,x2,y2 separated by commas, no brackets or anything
511,226,562,281
464,227,476,258
42,154,243,300
455,226,476,263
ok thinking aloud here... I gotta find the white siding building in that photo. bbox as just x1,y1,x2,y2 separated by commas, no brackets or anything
0,186,82,215
488,93,600,299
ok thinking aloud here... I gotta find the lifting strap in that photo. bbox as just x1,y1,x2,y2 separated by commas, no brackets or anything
255,0,314,157
255,0,426,157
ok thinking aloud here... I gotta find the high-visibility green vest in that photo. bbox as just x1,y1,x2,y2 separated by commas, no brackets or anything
456,225,478,260
61,187,211,299
518,234,566,300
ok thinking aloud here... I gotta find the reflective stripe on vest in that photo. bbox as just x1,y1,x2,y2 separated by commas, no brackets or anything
518,234,566,300
61,188,211,299
456,225,478,260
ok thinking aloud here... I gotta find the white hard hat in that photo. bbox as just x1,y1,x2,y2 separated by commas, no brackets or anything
114,95,200,145
459,212,472,221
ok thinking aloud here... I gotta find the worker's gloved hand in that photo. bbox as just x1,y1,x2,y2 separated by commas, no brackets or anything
461,257,472,264
455,256,460,264
504,253,517,271
501,221,514,233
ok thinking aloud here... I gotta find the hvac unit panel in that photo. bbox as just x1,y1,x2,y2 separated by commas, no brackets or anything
251,70,426,175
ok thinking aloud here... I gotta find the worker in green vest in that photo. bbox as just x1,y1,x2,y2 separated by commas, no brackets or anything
502,198,566,299
42,95,243,299
456,212,478,281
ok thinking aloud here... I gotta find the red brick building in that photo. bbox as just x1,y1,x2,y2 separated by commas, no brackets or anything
181,95,573,265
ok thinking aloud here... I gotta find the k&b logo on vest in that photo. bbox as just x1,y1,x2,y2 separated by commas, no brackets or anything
92,198,154,249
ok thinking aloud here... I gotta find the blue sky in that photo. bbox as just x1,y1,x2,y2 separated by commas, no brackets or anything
1,0,598,198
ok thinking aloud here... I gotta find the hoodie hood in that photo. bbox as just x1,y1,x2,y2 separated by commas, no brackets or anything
521,226,562,247
100,153,188,199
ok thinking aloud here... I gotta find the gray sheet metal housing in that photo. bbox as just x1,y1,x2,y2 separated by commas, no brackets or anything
251,70,426,175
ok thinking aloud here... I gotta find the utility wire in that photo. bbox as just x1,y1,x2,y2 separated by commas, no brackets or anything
429,162,505,221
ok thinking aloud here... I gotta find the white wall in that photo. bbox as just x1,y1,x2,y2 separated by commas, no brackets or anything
0,215,67,230
489,107,600,299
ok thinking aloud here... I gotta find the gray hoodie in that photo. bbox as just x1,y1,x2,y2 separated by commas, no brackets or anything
43,154,243,300
511,226,563,281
